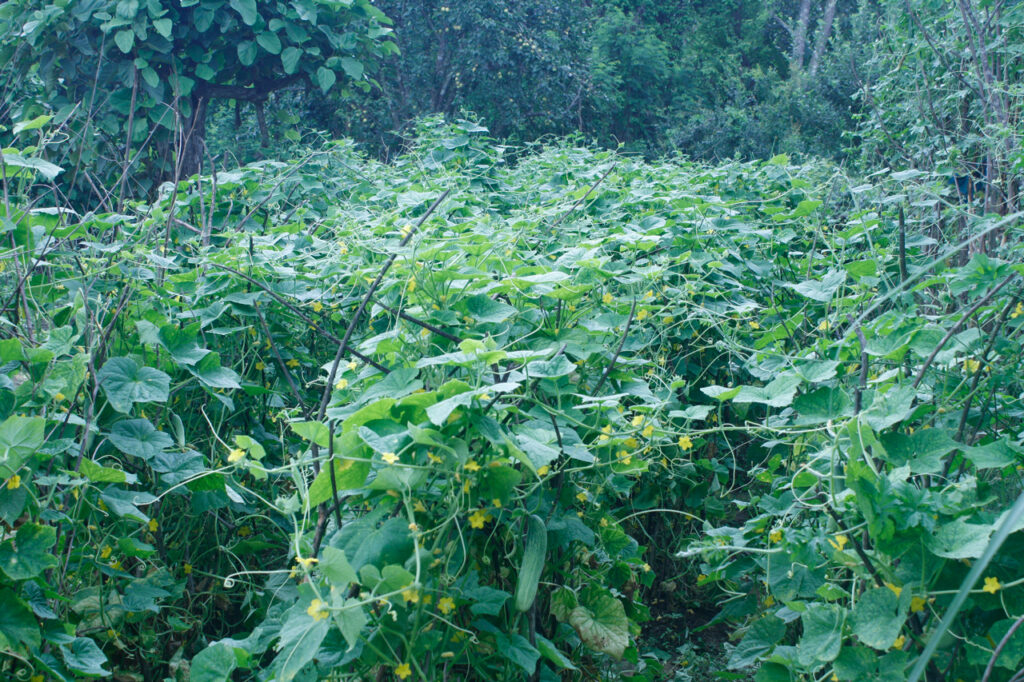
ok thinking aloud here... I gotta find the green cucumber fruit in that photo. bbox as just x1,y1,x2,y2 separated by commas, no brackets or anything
515,514,547,612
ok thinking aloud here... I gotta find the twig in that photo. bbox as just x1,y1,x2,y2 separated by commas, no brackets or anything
592,298,637,395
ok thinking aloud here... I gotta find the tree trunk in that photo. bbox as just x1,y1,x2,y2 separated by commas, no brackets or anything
808,0,838,76
179,95,208,179
790,0,813,76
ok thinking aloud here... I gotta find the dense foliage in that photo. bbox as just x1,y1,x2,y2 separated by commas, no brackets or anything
2,115,1024,680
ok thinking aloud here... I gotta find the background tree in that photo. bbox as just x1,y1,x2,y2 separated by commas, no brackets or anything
0,0,397,204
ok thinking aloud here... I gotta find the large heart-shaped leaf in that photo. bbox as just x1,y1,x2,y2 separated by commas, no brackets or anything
97,357,170,414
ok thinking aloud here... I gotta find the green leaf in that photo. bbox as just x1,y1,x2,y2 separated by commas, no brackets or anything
281,46,303,74
229,0,258,25
308,458,370,507
61,637,110,676
257,31,282,54
97,357,170,414
101,487,157,523
728,615,785,669
190,643,237,682
0,415,44,477
798,603,844,666
108,419,174,461
0,153,63,181
320,547,357,587
188,352,241,389
850,587,908,650
237,40,257,66
567,591,630,660
927,517,994,559
496,632,540,673
0,522,58,580
525,355,576,378
535,633,577,670
463,294,516,323
340,57,364,80
316,66,336,93
783,269,846,302
13,115,53,135
275,609,330,681
333,599,366,651
114,28,135,53
0,588,40,649
152,17,172,38
291,420,330,447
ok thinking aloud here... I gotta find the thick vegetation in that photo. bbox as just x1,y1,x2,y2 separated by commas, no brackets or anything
2,116,1023,680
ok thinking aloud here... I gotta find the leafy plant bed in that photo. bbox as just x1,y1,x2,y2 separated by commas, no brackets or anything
1,118,1023,680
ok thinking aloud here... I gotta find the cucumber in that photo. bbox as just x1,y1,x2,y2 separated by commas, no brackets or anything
515,514,547,612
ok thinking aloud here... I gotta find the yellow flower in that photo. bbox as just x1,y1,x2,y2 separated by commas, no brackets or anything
427,451,442,464
617,450,632,465
255,361,266,371
183,563,193,575
663,316,674,324
468,509,488,529
413,500,427,512
1012,301,1024,319
910,596,927,613
382,452,399,465
818,319,830,331
100,545,112,559
892,635,905,649
636,309,648,321
600,517,609,527
402,587,420,603
6,475,21,490
394,663,412,680
438,596,456,615
963,358,980,373
764,595,775,607
295,556,319,570
399,225,413,239
983,576,1002,594
886,582,902,598
286,358,300,368
407,278,416,293
464,460,481,472
536,465,549,476
339,242,349,255
631,415,644,427
335,378,349,390
408,522,419,532
307,598,329,621
602,292,613,304
678,435,693,450
237,525,252,537
347,361,358,371
311,301,323,313
576,491,589,502
148,519,159,532
748,320,760,330
31,675,43,682
228,448,245,463
110,560,122,570
827,534,848,551
642,424,654,438
54,392,66,402
478,393,490,402
492,498,502,508
624,437,639,449
769,529,782,543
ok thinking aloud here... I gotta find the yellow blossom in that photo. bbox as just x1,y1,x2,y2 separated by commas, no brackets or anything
228,448,245,463
286,358,300,368
1012,302,1023,319
183,563,193,575
983,576,1002,594
617,450,632,465
237,525,252,537
6,475,21,490
631,415,644,427
100,545,112,559
438,596,456,615
636,309,648,321
428,451,442,464
910,596,927,613
255,361,266,371
492,498,502,508
748,320,760,330
478,393,491,402
600,517,609,527
54,392,66,402
294,556,318,570
402,587,420,603
536,465,549,476
576,491,588,502
382,452,399,465
394,663,412,680
764,595,775,607
335,378,349,390
818,319,830,331
408,522,419,532
413,500,427,512
678,435,693,450
602,292,613,304
827,534,848,551
148,519,158,533
347,361,358,371
311,301,323,313
464,460,481,472
892,635,905,649
886,582,902,598
399,225,412,239
468,509,488,529
664,316,674,324
110,560,122,570
769,529,782,543
642,424,654,438
624,437,638,449
307,598,329,621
